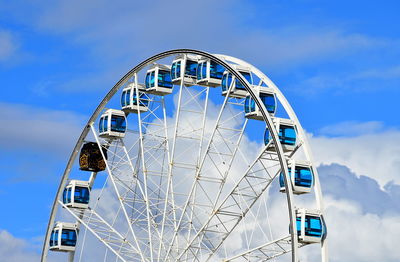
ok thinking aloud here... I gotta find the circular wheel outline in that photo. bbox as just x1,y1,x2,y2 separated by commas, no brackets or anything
41,49,328,262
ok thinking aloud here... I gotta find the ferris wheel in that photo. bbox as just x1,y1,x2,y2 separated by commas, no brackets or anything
41,49,328,262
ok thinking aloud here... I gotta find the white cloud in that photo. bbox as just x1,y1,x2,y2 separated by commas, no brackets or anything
323,196,400,262
353,65,400,80
0,230,40,262
293,193,400,262
318,164,400,215
1,88,397,261
282,163,400,262
1,0,390,96
0,30,17,62
2,0,383,67
217,162,400,262
309,128,400,187
223,28,379,68
0,102,85,156
38,91,399,261
319,121,385,137
290,63,400,95
35,97,400,261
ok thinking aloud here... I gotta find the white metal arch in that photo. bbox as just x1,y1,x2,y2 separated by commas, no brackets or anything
216,54,328,262
41,49,327,262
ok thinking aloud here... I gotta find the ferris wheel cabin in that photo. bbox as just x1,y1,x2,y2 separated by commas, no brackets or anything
296,209,327,244
221,65,253,98
145,64,173,95
121,82,149,113
245,86,276,120
196,59,225,87
279,160,314,194
99,109,127,139
79,142,107,172
49,222,78,252
171,55,199,86
264,118,297,152
63,180,90,209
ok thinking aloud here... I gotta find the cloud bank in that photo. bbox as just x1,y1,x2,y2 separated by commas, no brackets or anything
0,30,18,62
0,102,85,156
0,230,40,262
310,126,400,187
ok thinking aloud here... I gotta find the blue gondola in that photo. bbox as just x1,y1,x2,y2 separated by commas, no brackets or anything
196,59,225,87
244,86,276,120
121,82,149,113
279,160,314,194
49,222,78,252
99,109,127,139
221,65,253,98
264,118,297,152
295,209,327,243
63,180,90,209
145,64,173,95
171,55,198,86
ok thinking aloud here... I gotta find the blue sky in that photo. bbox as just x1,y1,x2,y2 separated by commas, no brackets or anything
0,0,399,261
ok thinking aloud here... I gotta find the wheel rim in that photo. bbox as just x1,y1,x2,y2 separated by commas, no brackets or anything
42,49,328,262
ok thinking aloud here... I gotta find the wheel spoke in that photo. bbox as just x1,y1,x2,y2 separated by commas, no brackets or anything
43,50,327,262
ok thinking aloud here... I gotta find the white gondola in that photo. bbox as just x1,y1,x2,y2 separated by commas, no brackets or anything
196,59,225,87
171,55,199,86
145,64,173,95
295,208,327,244
99,109,127,139
264,118,297,153
245,86,276,120
49,222,78,252
121,82,149,113
279,160,314,194
221,65,253,98
63,180,90,209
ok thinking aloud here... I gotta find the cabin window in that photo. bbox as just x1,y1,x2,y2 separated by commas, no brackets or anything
110,115,126,133
197,62,207,80
158,70,173,88
104,116,108,132
121,91,127,107
279,125,296,145
235,71,252,90
221,73,232,92
297,216,324,237
125,90,131,106
61,229,77,246
50,230,59,246
244,96,256,113
74,186,90,204
99,117,104,133
185,60,197,77
171,61,181,79
146,71,156,88
209,61,224,79
295,167,313,187
63,187,72,204
150,71,155,87
260,93,275,114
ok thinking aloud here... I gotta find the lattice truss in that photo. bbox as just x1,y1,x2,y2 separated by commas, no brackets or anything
45,50,326,262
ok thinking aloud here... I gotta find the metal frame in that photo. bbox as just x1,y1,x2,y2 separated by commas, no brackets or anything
41,49,327,262
216,54,328,262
